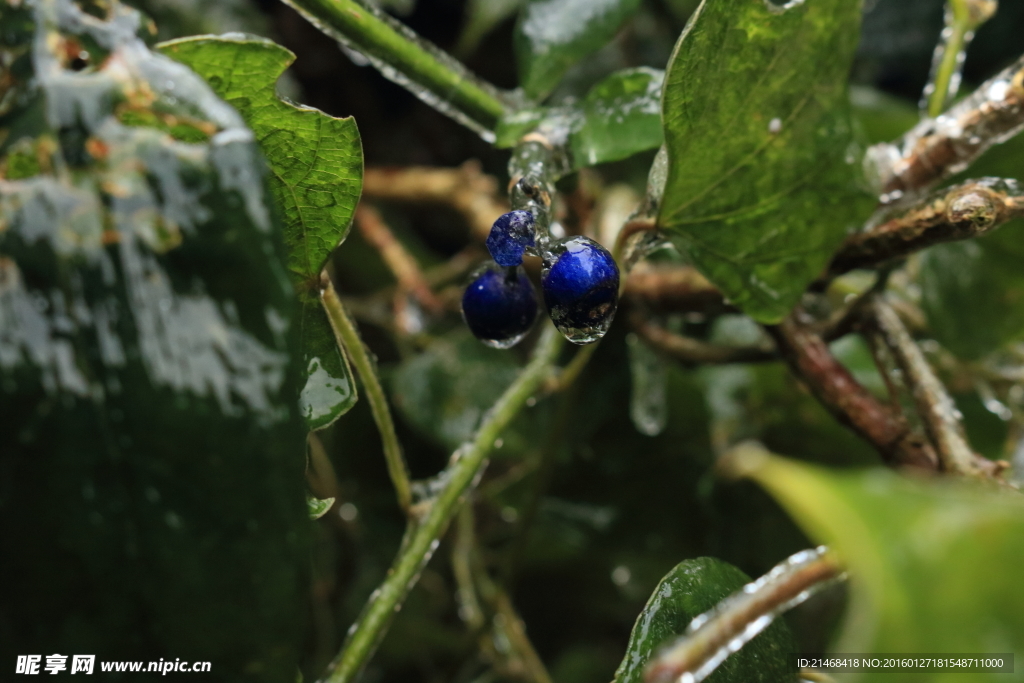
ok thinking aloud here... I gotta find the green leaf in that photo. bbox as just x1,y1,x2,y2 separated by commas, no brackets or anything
919,226,1024,360
735,450,1024,661
299,301,358,430
457,0,525,57
159,34,364,430
496,67,663,168
658,0,873,323
307,494,336,519
613,557,796,683
2,3,307,676
390,330,523,450
515,0,641,100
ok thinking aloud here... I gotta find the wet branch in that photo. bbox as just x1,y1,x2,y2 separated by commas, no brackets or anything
768,313,940,470
645,544,843,683
866,298,1006,478
868,54,1024,198
630,310,777,365
828,177,1024,277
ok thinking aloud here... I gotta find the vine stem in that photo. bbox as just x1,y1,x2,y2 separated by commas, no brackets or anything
321,275,413,514
318,325,564,683
280,0,512,139
924,0,997,118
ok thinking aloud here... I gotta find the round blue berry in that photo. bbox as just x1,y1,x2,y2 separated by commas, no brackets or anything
486,211,536,267
541,236,619,344
462,264,538,349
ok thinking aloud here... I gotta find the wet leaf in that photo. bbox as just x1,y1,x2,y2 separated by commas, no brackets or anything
515,0,641,100
307,494,336,519
496,68,663,168
613,557,796,683
736,450,1024,662
160,34,364,429
658,0,873,323
1,1,307,676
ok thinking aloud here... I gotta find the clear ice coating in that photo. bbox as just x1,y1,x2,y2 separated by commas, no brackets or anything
918,0,997,117
486,210,536,266
627,333,667,436
461,263,538,349
541,236,620,344
649,547,843,683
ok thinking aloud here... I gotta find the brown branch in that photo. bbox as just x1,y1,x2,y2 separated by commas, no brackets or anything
645,544,843,683
623,263,729,314
631,310,777,365
866,298,1007,479
355,203,444,315
362,161,509,240
868,55,1024,198
768,313,939,470
828,177,1024,277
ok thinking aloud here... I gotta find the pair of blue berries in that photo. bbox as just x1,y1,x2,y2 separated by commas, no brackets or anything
462,210,620,348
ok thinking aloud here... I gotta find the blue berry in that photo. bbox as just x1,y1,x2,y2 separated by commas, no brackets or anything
541,236,619,344
486,211,536,267
462,264,538,348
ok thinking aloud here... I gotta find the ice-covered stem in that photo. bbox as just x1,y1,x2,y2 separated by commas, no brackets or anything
768,313,940,470
644,544,843,683
866,298,1006,478
317,326,563,683
922,0,998,117
867,54,1024,199
630,310,776,365
280,0,512,140
828,177,1024,277
321,275,414,513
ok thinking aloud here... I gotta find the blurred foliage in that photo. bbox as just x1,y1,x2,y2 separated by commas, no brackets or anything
739,451,1024,679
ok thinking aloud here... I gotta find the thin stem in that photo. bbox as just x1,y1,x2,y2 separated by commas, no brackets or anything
280,0,511,139
321,276,413,513
645,544,843,683
318,326,563,683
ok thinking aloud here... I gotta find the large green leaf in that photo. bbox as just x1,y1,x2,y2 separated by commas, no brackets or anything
658,0,873,323
497,67,663,168
1,1,307,676
735,450,1024,667
160,34,364,430
613,557,796,683
515,0,641,100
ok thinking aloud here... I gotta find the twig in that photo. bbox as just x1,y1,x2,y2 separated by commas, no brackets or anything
280,0,512,139
867,54,1024,198
828,178,1024,277
362,162,509,240
644,544,843,683
768,313,939,470
355,203,444,315
631,311,777,365
321,275,414,513
867,298,1005,478
623,263,728,314
317,327,563,683
922,0,997,117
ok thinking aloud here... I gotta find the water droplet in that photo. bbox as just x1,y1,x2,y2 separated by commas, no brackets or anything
627,333,667,436
338,502,358,521
767,117,782,134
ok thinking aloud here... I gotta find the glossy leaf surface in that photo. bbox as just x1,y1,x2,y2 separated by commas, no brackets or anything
497,68,663,168
613,557,796,683
658,0,873,323
738,451,1024,666
160,34,363,429
515,0,641,100
0,2,307,676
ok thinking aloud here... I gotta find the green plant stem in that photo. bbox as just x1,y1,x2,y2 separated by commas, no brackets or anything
321,277,413,514
280,0,511,138
926,0,995,117
318,326,564,683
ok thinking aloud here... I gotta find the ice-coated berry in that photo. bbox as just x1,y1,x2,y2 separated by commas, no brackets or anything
486,210,536,267
541,236,619,344
462,264,539,349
